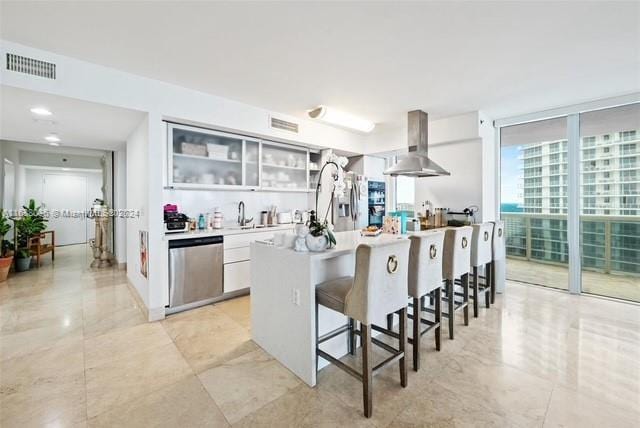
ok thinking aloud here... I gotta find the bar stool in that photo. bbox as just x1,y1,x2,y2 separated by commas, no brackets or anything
469,222,494,317
442,226,472,339
491,220,506,303
315,239,411,418
407,230,445,371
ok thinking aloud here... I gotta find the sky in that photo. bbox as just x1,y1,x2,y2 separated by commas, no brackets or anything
501,145,522,204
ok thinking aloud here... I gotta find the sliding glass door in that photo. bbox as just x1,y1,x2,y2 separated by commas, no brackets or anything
499,102,640,301
500,117,569,290
579,104,640,302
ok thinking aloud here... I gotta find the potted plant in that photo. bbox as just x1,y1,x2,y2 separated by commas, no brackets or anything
15,249,32,272
305,210,336,252
13,199,48,272
0,210,13,281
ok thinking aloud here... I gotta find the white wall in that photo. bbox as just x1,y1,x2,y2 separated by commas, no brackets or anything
364,111,483,155
22,167,102,242
0,140,20,210
479,112,497,221
414,138,483,217
370,112,496,222
125,116,149,307
113,148,127,265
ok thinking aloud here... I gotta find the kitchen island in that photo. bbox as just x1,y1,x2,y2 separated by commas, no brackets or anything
250,230,407,386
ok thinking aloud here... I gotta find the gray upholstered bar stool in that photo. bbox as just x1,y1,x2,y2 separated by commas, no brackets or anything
315,239,411,418
469,222,495,317
407,230,445,371
442,226,472,339
490,221,506,303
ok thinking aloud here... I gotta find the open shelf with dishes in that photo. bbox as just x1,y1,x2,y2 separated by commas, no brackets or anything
166,122,311,191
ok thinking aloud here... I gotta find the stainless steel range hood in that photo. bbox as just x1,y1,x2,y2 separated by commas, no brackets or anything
384,110,450,177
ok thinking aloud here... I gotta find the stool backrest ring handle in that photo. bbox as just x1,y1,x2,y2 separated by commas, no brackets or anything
484,231,489,241
429,244,437,259
387,255,399,274
461,237,468,249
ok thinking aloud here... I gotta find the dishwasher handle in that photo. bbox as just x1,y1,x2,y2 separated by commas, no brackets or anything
168,235,223,249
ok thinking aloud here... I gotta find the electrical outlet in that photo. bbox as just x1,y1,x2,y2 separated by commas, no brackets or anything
292,288,300,306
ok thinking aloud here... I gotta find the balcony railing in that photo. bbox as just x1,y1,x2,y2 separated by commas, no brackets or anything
501,212,640,276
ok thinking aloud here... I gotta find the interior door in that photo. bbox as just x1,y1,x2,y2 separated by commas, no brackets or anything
43,174,87,246
3,159,15,211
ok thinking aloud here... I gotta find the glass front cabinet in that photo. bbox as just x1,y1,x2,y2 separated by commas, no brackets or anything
167,123,310,191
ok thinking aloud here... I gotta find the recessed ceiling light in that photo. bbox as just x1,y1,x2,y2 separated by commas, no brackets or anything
308,105,375,133
44,134,61,143
48,142,60,147
30,107,52,116
62,168,70,171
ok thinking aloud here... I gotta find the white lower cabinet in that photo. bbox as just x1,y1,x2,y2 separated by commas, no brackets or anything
224,260,251,294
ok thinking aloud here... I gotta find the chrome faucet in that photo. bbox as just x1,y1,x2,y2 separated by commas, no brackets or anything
237,201,253,227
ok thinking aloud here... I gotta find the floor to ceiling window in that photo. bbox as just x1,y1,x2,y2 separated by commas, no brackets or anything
500,117,569,290
579,104,640,302
499,102,640,302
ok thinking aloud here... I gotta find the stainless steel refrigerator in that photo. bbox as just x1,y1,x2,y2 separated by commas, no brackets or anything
332,173,368,232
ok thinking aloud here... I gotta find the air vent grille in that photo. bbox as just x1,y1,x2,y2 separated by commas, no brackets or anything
6,53,56,79
270,117,299,133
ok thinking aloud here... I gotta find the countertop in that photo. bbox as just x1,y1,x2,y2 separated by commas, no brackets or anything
163,223,295,241
253,230,409,260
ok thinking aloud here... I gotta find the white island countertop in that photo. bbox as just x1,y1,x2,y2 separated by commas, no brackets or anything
250,230,409,386
260,230,408,259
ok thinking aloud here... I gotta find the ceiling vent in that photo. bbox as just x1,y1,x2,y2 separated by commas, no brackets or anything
270,116,299,133
6,53,56,79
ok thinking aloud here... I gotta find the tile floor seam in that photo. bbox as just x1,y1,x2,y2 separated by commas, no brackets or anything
160,320,202,375
194,373,234,427
542,384,556,428
82,291,90,425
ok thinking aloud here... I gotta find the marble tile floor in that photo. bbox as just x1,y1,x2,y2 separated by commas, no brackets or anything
1,244,639,427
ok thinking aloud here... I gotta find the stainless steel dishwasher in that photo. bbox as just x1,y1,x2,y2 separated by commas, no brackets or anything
168,235,223,313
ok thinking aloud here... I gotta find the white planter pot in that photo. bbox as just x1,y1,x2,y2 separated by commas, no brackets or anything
305,234,328,252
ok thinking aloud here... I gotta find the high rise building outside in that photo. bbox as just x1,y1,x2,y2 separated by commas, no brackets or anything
503,129,639,275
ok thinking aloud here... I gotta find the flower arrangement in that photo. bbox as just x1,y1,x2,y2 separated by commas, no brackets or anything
308,153,348,251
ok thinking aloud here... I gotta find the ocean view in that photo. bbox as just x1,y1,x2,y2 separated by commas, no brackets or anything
500,202,523,213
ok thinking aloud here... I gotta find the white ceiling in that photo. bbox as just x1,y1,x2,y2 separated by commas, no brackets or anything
0,85,145,150
1,1,638,126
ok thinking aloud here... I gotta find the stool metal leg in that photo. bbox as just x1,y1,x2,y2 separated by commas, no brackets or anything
485,263,491,309
386,313,394,331
447,279,454,339
491,261,496,304
473,266,479,318
362,324,373,418
348,318,356,355
463,273,469,326
315,302,319,373
399,307,408,387
412,297,420,371
435,287,442,351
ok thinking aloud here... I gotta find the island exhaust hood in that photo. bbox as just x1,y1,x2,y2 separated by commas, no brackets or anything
383,110,450,177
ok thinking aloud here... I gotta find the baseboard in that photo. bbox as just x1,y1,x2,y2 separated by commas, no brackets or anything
148,307,166,322
125,278,150,320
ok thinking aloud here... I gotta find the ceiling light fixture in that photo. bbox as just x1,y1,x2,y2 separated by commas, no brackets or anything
30,107,52,116
45,134,61,143
307,105,375,133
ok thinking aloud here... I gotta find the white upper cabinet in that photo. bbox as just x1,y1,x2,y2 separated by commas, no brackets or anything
261,141,309,191
166,123,310,191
